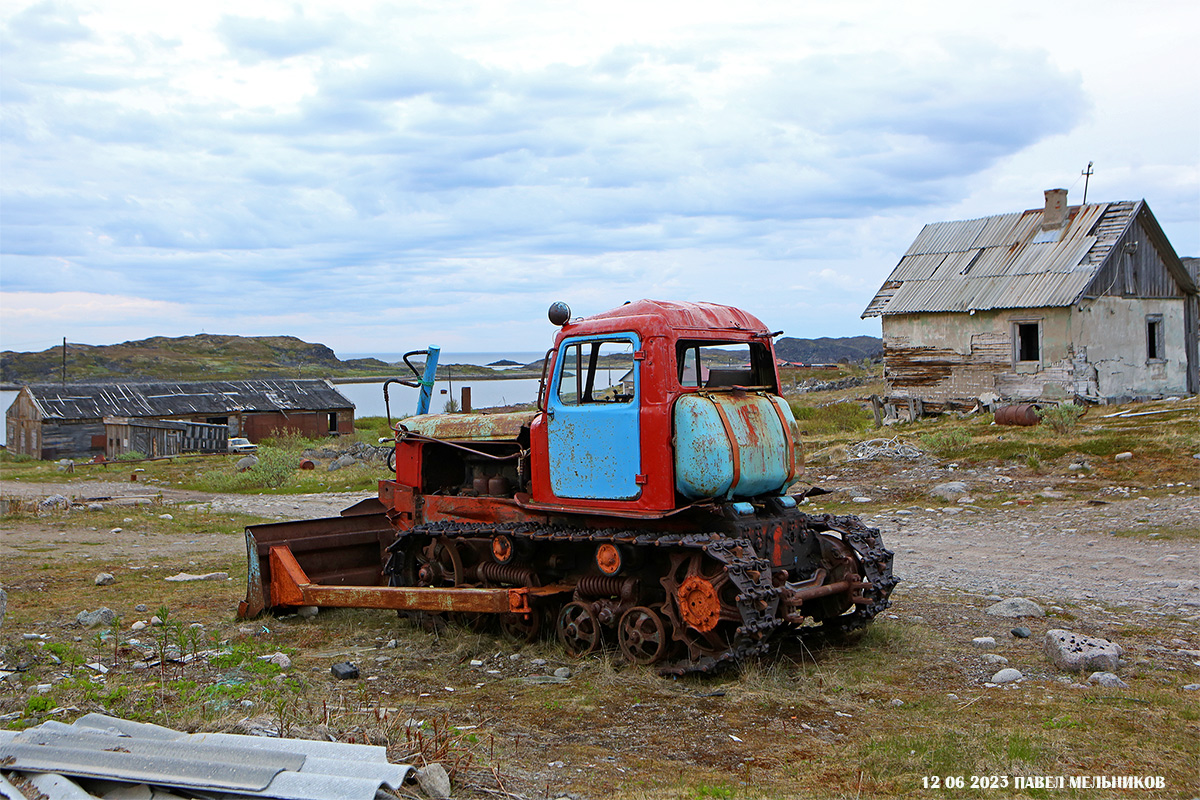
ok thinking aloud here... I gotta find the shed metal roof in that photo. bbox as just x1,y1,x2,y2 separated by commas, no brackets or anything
16,379,354,421
861,199,1187,317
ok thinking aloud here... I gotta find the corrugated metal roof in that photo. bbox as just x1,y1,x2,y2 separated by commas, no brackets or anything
863,201,1133,317
18,380,355,421
0,713,412,800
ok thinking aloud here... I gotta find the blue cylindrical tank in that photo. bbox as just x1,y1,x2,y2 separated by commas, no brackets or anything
673,393,799,500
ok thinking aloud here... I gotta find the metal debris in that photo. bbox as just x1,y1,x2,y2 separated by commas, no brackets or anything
848,438,925,460
0,713,411,800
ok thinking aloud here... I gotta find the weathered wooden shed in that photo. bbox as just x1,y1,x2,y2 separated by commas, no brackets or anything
101,417,230,459
5,379,355,460
862,190,1198,408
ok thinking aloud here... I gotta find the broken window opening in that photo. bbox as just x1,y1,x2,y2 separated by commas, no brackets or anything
1015,322,1041,363
328,412,338,433
675,340,775,390
556,339,636,405
1146,315,1164,361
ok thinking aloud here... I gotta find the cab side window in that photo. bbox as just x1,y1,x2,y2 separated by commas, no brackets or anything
557,339,636,405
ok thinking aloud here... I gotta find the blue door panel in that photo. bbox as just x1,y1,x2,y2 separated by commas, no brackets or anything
546,335,640,500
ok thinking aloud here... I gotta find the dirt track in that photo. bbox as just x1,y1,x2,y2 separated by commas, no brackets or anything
3,475,1198,616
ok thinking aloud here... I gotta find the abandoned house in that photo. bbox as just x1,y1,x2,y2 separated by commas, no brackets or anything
862,189,1198,408
5,379,355,460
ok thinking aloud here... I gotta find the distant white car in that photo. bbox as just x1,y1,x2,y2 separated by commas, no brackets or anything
228,437,258,453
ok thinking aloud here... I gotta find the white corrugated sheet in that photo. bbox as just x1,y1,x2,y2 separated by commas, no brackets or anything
0,713,412,800
863,201,1133,317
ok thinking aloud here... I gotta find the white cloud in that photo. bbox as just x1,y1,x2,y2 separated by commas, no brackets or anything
1,0,1197,355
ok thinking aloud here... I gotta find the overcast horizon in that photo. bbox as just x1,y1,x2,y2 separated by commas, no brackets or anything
2,1,1196,356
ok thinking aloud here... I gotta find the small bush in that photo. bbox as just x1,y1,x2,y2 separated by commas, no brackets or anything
196,445,298,492
115,451,147,462
1038,402,1086,434
789,401,874,435
0,451,36,463
918,428,971,456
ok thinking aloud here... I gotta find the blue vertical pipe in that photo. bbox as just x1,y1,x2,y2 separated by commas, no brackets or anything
415,346,440,415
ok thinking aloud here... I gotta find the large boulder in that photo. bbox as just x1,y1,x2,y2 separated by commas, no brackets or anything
986,598,1044,618
1044,629,1123,673
77,607,116,629
930,481,969,501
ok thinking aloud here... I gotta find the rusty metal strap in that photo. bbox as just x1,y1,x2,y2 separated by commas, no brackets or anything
706,395,741,497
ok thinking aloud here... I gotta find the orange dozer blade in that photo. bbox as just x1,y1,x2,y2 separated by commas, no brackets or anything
238,509,396,619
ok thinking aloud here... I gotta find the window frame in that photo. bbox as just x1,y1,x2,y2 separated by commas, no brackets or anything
1146,314,1165,363
1011,318,1043,368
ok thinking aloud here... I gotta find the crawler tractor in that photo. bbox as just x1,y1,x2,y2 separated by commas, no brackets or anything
240,300,897,674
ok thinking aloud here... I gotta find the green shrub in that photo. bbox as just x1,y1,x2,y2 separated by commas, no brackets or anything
115,451,147,462
918,428,971,456
1037,402,1086,434
196,445,298,492
789,401,873,435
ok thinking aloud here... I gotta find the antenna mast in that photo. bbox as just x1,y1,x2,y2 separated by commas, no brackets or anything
1081,161,1094,203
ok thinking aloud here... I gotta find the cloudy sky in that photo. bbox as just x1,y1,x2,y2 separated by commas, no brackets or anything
2,0,1196,357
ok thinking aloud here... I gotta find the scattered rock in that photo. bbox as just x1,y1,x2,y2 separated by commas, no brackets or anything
94,572,115,586
130,621,147,631
269,653,292,670
415,762,452,799
76,608,116,628
931,482,969,501
1038,490,1066,500
296,606,319,619
1088,671,1128,688
1182,684,1200,691
991,668,1023,684
150,616,164,627
327,454,359,472
852,496,871,503
1011,627,1032,639
331,662,359,680
1114,452,1133,462
158,513,173,521
971,637,996,650
39,494,69,511
87,503,104,512
164,572,229,582
110,527,123,534
553,666,572,679
986,598,1044,618
1044,629,1124,673
889,698,904,707
135,604,148,612
981,654,1009,665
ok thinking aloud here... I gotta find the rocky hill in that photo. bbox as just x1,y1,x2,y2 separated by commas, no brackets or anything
774,335,882,364
0,334,391,384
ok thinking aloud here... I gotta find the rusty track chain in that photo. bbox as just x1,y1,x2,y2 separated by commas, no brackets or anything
383,521,781,675
807,513,899,632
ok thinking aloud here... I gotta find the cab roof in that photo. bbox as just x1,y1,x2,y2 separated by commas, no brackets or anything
555,299,771,342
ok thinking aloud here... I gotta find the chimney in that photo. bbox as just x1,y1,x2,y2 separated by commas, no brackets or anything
1042,188,1068,230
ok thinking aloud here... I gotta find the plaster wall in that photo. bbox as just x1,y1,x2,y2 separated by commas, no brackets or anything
1072,296,1189,398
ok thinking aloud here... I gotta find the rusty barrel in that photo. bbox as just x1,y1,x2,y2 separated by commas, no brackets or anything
995,404,1040,426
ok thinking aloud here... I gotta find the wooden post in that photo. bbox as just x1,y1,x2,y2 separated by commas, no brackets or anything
461,387,472,413
870,395,883,428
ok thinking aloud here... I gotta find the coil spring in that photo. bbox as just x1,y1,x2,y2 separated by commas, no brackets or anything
577,575,629,598
477,561,536,586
